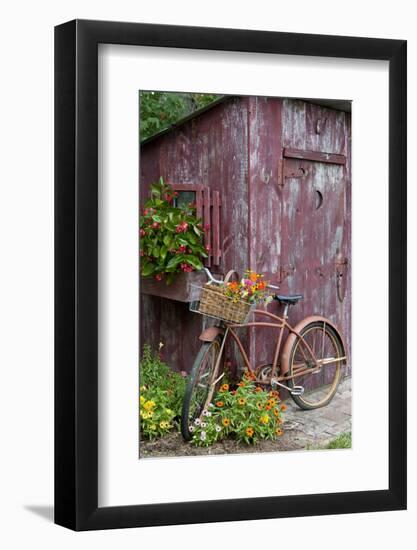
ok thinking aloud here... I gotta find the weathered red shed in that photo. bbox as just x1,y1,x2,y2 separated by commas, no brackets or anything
140,95,351,382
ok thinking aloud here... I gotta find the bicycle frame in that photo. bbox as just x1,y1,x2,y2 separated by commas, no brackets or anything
213,306,346,385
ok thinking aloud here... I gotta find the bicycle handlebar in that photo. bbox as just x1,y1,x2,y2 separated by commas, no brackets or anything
203,268,279,290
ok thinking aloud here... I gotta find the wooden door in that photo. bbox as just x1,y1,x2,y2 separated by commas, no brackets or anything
279,152,350,380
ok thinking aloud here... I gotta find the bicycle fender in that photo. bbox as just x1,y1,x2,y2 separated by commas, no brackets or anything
280,315,346,376
199,326,224,342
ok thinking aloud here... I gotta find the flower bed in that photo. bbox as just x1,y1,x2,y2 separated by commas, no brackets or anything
190,371,285,447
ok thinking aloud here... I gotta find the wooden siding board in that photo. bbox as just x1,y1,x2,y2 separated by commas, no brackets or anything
247,96,283,368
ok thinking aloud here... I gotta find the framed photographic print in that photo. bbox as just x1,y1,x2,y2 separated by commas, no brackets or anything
55,19,406,530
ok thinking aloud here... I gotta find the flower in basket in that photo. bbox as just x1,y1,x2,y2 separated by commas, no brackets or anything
224,270,272,304
140,178,208,284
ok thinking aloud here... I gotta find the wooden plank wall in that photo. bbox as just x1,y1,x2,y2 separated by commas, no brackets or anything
140,98,249,373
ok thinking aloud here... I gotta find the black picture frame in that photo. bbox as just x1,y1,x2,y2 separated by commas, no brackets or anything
55,19,407,531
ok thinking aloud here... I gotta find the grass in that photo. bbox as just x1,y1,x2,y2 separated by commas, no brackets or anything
324,431,351,449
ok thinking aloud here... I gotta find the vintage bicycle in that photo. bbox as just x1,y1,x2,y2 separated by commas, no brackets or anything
181,268,347,441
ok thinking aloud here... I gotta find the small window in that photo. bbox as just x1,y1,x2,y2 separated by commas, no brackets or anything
173,190,196,209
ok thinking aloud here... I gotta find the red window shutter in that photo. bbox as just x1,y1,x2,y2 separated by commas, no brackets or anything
170,183,221,267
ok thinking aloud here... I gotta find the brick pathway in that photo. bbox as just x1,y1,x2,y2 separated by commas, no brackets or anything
280,376,351,449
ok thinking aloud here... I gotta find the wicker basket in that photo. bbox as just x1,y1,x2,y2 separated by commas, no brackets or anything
193,270,252,323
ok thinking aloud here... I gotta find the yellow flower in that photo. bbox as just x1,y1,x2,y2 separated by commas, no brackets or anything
165,408,172,415
159,420,170,430
141,411,152,419
260,414,270,425
143,400,155,411
276,428,283,436
238,398,246,406
246,427,254,437
222,418,231,427
140,385,147,392
140,395,145,405
150,424,157,430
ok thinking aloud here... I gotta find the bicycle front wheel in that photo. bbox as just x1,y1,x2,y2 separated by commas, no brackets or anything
287,322,344,410
181,337,223,441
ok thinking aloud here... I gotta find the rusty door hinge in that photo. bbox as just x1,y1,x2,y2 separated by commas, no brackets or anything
278,159,308,189
335,256,348,302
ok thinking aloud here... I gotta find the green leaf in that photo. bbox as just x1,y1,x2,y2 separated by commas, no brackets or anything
160,245,168,260
152,246,160,258
166,255,184,269
184,255,203,270
163,234,173,247
150,184,161,198
141,262,155,277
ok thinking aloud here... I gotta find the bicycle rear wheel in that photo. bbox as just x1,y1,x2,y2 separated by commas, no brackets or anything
287,322,344,410
181,337,223,440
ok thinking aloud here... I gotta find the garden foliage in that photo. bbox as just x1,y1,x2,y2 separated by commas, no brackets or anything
140,178,207,283
140,345,186,439
190,371,285,447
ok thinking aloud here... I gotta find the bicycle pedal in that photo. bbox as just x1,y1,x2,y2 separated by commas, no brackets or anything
290,386,304,396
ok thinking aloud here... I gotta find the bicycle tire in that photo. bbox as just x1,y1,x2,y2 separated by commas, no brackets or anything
181,336,223,441
287,321,344,410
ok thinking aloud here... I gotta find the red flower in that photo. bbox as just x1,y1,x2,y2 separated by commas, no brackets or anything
140,229,146,237
175,221,188,233
155,273,163,281
152,222,160,229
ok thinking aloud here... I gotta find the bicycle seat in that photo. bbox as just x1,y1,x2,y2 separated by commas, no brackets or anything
274,294,303,305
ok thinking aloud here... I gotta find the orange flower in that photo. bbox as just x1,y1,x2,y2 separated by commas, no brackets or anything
268,398,276,407
238,381,246,388
280,404,287,412
249,272,258,282
238,398,246,406
246,427,254,437
255,387,263,393
256,402,263,410
273,408,280,417
269,390,279,399
215,401,224,407
265,404,271,411
257,281,266,290
275,428,283,436
220,383,229,393
222,418,231,427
